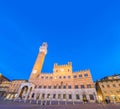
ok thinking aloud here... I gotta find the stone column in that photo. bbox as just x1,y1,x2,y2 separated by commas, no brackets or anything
24,87,30,103
44,93,47,105
66,94,69,101
93,92,97,102
29,91,33,103
49,94,52,105
40,94,43,105
34,92,37,100
56,94,60,105
65,93,68,105
38,93,42,100
36,93,40,104
72,92,75,105
86,94,90,102
80,94,83,102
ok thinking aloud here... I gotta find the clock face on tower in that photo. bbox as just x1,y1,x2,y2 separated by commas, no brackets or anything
32,70,37,74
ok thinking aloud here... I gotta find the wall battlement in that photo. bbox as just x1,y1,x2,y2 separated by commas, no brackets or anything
54,62,72,67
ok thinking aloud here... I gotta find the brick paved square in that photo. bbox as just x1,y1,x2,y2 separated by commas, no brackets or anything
0,100,120,109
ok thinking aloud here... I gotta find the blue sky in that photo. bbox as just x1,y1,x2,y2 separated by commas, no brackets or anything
0,0,120,81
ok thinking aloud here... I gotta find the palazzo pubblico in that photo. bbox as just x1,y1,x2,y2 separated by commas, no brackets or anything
15,42,97,104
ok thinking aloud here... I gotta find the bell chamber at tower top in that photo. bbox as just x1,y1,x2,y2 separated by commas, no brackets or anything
39,42,48,54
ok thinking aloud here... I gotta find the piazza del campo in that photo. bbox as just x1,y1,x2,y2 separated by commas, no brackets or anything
0,42,120,109
0,1,120,109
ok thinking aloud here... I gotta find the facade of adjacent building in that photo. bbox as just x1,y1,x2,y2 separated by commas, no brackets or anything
0,73,10,99
0,81,11,99
96,74,120,103
16,42,97,104
6,80,27,100
0,73,10,84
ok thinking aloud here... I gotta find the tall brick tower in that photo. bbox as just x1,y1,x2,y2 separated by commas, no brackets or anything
29,42,48,82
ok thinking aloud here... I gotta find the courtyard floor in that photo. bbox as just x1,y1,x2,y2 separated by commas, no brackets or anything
0,100,120,109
